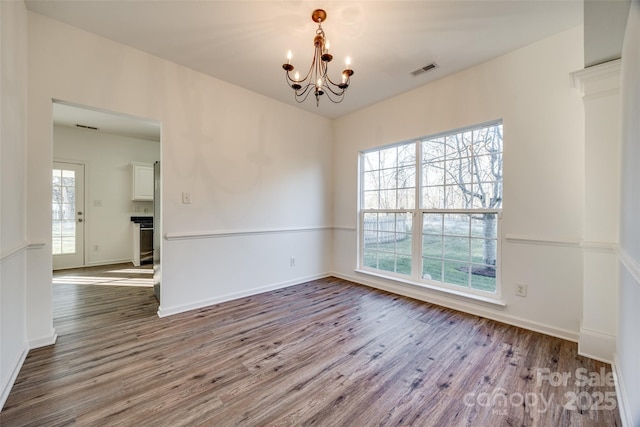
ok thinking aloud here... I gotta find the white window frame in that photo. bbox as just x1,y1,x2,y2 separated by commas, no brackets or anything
358,121,503,300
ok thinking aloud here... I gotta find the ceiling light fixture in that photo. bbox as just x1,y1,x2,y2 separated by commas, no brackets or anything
282,9,354,107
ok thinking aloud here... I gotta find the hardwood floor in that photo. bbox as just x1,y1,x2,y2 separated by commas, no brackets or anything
52,262,154,287
1,273,621,426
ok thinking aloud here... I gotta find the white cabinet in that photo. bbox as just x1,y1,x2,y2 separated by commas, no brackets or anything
132,162,153,201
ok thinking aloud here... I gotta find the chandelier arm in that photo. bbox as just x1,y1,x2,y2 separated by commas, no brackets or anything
319,59,346,92
285,72,298,85
285,61,314,88
323,88,347,103
299,55,317,85
322,71,346,94
285,72,304,92
294,85,316,103
296,82,316,97
288,48,321,89
284,72,295,86
323,84,346,97
322,72,347,96
324,74,349,87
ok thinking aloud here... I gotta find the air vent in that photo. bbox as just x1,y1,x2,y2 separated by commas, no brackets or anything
410,62,438,77
75,124,99,131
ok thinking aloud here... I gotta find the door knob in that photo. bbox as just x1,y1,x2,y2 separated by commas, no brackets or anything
78,211,83,215
78,218,84,222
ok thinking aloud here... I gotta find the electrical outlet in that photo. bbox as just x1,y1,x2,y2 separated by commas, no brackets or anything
515,283,527,297
182,192,191,204
290,257,296,267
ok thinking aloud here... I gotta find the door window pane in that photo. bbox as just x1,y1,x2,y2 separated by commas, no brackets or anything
52,168,77,255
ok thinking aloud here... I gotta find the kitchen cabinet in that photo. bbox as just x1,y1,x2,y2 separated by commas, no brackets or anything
132,162,153,201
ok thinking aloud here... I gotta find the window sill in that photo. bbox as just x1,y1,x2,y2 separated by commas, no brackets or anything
354,268,506,309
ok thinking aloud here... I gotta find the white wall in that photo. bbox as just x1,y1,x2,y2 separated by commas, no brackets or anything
617,1,640,425
332,26,586,340
53,125,159,266
0,0,30,410
27,12,333,338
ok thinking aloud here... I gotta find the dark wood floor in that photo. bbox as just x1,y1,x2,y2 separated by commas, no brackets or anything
1,269,621,426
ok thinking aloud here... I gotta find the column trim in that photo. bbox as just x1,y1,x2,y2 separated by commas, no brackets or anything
570,59,621,96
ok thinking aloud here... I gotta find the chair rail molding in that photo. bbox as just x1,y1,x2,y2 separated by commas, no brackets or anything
164,226,333,241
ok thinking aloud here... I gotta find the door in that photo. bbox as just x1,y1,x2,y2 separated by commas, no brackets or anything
52,161,85,270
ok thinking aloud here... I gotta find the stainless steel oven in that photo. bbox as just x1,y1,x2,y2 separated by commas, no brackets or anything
131,216,153,265
139,227,153,264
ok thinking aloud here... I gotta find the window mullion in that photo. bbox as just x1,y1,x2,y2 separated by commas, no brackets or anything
468,213,472,289
412,141,422,282
358,155,365,269
416,140,422,209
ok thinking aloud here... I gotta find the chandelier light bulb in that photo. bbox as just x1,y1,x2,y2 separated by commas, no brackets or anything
286,50,292,64
294,71,300,81
317,78,322,89
346,56,351,69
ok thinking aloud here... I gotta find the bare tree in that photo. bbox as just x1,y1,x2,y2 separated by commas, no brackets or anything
364,126,502,268
425,125,503,266
363,144,416,210
363,144,416,247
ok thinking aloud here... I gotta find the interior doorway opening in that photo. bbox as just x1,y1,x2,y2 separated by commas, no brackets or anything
51,100,161,306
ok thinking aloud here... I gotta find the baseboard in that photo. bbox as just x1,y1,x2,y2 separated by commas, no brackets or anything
612,354,634,427
162,270,579,344
54,258,133,271
0,342,28,412
578,327,616,363
83,258,132,268
158,273,331,317
332,271,579,343
28,330,58,349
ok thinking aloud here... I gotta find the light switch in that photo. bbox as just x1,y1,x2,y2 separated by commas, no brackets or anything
182,192,191,204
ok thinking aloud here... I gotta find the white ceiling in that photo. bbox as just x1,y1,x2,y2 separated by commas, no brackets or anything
53,101,161,142
27,0,583,121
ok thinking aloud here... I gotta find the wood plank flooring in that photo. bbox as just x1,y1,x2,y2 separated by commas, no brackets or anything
1,270,621,426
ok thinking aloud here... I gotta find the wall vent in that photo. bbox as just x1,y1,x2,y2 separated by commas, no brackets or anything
75,124,99,131
410,62,438,77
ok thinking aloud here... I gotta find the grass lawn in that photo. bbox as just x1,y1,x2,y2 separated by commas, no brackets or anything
364,235,497,293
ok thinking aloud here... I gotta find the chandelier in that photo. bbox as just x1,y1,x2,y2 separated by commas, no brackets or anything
282,9,354,107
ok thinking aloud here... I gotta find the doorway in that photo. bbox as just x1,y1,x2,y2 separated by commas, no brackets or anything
52,161,86,270
51,100,161,305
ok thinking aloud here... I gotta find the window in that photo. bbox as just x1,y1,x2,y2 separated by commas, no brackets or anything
52,167,77,255
360,121,503,296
